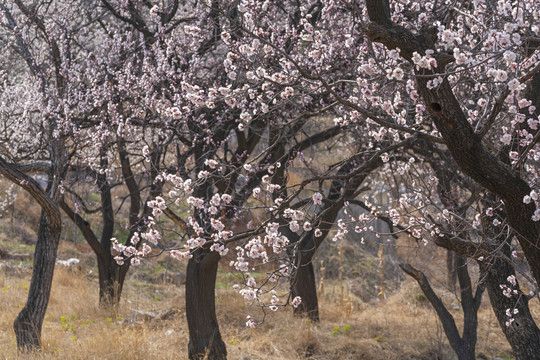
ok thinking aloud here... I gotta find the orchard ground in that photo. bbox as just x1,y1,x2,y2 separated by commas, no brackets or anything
0,208,527,360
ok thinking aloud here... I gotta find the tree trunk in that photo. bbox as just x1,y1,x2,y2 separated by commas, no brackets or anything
186,249,226,360
97,256,129,307
455,256,481,360
97,256,116,306
287,145,393,320
59,200,125,307
13,212,61,350
291,260,319,321
475,197,540,360
480,236,540,360
482,259,540,359
400,260,481,360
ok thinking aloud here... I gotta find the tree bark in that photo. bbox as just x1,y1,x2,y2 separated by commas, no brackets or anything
455,256,482,360
480,213,540,360
423,132,540,359
428,217,540,359
13,212,61,350
186,248,226,360
481,255,540,360
97,256,130,306
291,260,319,321
0,155,63,351
60,196,128,307
97,257,116,305
446,250,457,292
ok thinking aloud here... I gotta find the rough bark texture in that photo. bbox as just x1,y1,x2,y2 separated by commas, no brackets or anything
455,256,482,360
13,212,61,350
95,161,123,306
96,258,129,306
186,249,226,360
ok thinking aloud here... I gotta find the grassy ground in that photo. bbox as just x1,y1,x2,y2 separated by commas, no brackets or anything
0,257,519,360
0,186,526,359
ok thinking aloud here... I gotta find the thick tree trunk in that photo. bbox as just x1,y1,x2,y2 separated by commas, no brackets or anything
186,249,226,360
13,212,61,350
291,260,319,321
97,257,116,306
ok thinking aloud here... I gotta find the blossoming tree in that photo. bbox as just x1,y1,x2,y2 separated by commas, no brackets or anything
3,0,540,359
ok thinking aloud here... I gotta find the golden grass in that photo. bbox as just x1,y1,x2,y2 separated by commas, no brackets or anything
0,199,520,359
0,262,520,360
0,201,522,360
0,172,526,359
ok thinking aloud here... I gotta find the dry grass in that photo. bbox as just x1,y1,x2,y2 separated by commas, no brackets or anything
0,260,520,360
0,190,523,359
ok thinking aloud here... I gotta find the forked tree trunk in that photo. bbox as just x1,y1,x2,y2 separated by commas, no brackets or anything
59,158,131,308
401,258,482,360
186,248,226,360
13,212,61,350
60,201,126,308
291,260,319,321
